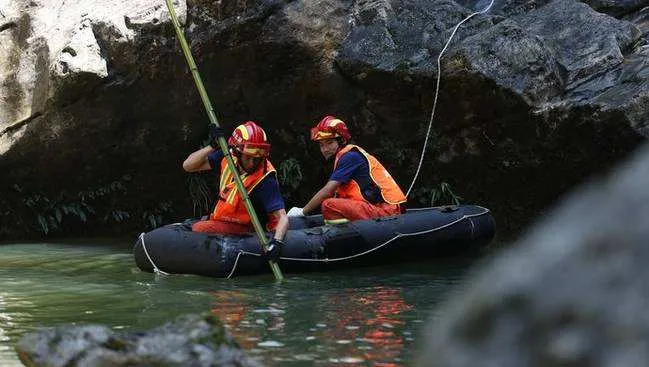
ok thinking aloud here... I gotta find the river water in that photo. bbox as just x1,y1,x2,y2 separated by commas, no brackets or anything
0,239,482,366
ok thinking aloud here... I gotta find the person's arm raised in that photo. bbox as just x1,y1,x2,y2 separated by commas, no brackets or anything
183,146,214,172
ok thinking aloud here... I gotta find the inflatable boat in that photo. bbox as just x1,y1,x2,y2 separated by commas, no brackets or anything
133,205,495,278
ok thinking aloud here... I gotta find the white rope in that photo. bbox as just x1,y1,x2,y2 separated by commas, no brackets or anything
225,207,490,276
406,0,496,197
227,250,251,279
139,232,170,275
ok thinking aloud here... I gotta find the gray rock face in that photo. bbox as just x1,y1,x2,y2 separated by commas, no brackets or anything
0,0,186,134
582,0,649,17
416,142,649,367
0,0,648,239
449,18,563,105
15,313,262,367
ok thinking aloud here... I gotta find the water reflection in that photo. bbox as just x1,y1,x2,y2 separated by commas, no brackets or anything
321,287,411,366
0,242,473,366
210,285,415,366
210,290,257,348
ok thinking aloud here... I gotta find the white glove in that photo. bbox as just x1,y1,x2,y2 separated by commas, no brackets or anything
287,207,305,217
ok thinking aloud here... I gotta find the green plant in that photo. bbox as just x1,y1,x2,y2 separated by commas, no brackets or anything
430,182,462,206
77,175,130,201
103,210,131,224
142,200,174,229
23,192,96,235
409,181,463,208
187,173,214,216
446,53,470,73
17,174,132,235
278,158,303,190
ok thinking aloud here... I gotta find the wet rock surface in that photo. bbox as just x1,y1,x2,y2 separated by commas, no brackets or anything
15,313,262,367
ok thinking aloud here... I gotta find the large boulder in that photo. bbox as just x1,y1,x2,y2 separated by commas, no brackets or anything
15,313,262,367
416,142,649,366
0,0,648,239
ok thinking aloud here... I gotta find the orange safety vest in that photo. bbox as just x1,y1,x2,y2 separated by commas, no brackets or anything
333,145,407,205
211,156,277,230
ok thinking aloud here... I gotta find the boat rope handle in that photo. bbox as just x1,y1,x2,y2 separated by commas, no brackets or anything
140,233,170,275
405,0,495,197
227,251,246,279
226,207,490,277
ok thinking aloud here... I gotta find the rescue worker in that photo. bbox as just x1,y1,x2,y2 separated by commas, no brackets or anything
287,116,407,223
183,121,287,260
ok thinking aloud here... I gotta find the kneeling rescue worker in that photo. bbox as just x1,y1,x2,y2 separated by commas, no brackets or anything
183,121,287,260
287,116,407,223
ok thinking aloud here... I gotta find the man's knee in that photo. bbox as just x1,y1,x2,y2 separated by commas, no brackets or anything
322,198,359,221
192,220,210,233
321,198,337,211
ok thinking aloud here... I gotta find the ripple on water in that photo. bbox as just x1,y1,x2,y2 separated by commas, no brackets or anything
0,241,474,366
329,357,365,364
257,340,284,347
252,307,284,314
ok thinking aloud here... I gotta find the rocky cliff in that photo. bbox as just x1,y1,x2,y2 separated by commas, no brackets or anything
1,0,647,239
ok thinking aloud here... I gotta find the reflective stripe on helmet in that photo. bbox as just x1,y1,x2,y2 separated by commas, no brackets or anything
328,119,344,127
229,121,271,157
310,127,338,141
236,125,250,140
311,115,351,142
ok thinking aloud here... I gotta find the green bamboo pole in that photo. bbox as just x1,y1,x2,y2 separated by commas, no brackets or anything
164,0,284,281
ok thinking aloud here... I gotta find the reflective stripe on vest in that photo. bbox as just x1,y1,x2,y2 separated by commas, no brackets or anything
211,157,276,229
333,145,407,205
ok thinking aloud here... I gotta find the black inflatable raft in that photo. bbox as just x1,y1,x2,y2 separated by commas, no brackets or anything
133,204,495,278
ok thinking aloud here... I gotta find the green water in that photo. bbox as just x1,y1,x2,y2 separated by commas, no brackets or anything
0,240,477,366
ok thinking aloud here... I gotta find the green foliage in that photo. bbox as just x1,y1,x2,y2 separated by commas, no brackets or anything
278,157,303,190
14,175,132,235
103,210,130,224
142,200,174,229
2,174,184,238
446,53,470,73
23,191,96,235
410,181,462,207
430,182,462,206
186,173,214,216
78,176,129,202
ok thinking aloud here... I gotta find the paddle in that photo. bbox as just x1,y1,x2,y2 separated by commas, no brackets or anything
163,0,284,281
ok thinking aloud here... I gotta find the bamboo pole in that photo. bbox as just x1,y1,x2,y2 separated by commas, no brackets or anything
163,0,284,281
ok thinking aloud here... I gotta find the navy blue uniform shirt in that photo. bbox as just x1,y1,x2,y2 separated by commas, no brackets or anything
207,151,285,219
329,150,382,204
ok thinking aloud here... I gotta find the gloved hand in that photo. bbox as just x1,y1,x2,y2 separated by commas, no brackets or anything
208,124,225,149
287,207,304,217
264,238,284,262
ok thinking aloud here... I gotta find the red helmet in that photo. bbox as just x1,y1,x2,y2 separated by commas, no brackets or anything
228,121,270,158
310,116,351,144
